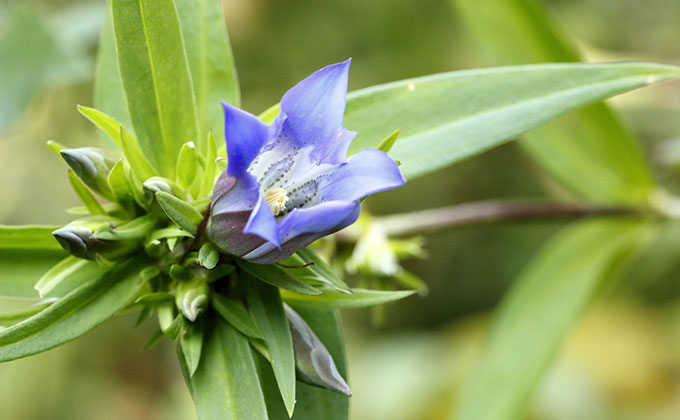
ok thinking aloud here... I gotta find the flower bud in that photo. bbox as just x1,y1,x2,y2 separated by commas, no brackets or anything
284,305,351,396
60,147,121,200
52,217,137,260
175,277,210,322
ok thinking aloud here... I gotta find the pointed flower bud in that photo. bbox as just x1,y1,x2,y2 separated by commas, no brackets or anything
52,217,137,260
60,147,121,200
175,277,210,322
284,305,351,396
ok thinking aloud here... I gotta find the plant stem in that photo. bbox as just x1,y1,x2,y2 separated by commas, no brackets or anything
338,200,643,240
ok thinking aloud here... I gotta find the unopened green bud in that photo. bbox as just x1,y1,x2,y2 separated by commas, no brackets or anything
52,217,137,260
285,305,351,396
60,147,121,200
175,277,210,322
142,176,187,202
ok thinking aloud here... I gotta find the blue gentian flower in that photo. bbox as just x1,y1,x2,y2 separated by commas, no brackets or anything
206,60,405,264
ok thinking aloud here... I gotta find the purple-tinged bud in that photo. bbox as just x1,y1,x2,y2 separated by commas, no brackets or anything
60,147,121,200
285,304,351,396
52,217,138,261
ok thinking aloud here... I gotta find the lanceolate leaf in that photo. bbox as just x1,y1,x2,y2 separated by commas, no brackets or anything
155,192,203,234
0,226,66,298
189,318,268,420
453,0,655,203
94,0,131,133
245,277,297,417
237,260,323,296
34,256,109,298
111,0,200,178
344,62,680,180
282,248,352,294
175,0,240,150
0,258,152,362
280,288,415,310
212,294,264,340
453,220,650,420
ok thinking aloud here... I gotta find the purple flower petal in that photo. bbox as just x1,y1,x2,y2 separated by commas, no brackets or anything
209,171,279,252
243,201,360,264
223,101,270,177
318,148,406,202
275,59,354,164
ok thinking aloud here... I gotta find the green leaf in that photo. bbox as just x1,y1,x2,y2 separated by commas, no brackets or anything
155,192,203,234
280,288,415,310
344,62,680,181
175,0,240,148
107,159,134,208
237,260,323,296
200,131,219,197
258,308,349,420
67,170,107,216
92,214,158,240
189,318,268,420
111,0,200,178
282,248,352,294
0,226,67,298
0,299,51,327
135,292,174,306
245,277,297,417
78,105,125,149
94,1,132,134
0,258,151,362
176,142,198,191
34,256,108,299
453,220,650,420
377,129,400,154
452,0,654,203
212,294,264,340
120,120,160,182
181,318,204,377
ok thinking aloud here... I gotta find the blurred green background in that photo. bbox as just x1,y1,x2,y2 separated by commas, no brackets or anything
1,0,680,419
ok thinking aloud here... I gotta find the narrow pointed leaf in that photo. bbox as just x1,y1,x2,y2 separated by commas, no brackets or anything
176,142,198,191
344,62,680,180
120,125,159,182
453,220,650,420
212,294,263,340
245,277,297,417
280,288,415,310
0,300,52,327
0,226,66,298
0,258,151,361
155,192,203,234
111,0,200,177
189,318,268,420
181,318,204,377
453,0,655,203
237,260,323,296
34,256,108,298
67,170,107,216
94,1,131,132
175,0,240,149
92,214,158,240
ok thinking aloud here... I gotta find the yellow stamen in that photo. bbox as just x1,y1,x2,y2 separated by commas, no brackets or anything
264,187,289,216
